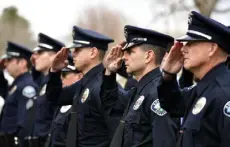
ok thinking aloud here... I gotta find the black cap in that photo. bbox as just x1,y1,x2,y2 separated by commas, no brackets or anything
3,41,32,60
61,54,80,73
67,26,114,51
123,25,174,50
33,33,65,52
177,11,230,53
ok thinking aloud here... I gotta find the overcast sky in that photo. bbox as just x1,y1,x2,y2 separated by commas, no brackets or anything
1,0,230,42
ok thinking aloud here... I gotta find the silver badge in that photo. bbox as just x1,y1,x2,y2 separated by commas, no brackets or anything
39,84,47,96
60,105,72,113
9,85,17,95
81,88,90,103
133,95,145,110
192,97,206,115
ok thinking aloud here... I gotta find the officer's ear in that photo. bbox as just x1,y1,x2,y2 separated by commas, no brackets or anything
18,58,27,68
208,43,218,57
144,50,155,64
90,47,99,59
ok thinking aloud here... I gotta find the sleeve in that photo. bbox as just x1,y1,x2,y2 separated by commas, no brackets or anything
46,71,79,105
157,76,188,117
146,92,177,147
17,85,37,128
100,72,130,118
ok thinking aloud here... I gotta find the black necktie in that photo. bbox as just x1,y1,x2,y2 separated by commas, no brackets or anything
66,81,83,147
110,87,137,147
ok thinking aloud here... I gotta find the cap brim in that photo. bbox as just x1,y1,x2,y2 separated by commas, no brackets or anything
176,35,207,42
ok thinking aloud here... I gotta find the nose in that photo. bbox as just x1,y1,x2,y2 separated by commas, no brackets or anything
180,45,188,55
122,51,128,61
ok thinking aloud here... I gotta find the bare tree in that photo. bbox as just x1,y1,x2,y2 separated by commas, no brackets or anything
0,6,35,55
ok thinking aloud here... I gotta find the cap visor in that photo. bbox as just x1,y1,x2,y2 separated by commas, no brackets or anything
33,47,43,52
176,35,207,42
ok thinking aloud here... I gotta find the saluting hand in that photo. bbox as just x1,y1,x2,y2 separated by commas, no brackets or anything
50,47,69,72
161,41,184,79
104,41,126,75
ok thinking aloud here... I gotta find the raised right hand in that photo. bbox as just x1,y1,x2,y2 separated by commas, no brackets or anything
161,41,184,75
50,48,69,72
103,41,126,75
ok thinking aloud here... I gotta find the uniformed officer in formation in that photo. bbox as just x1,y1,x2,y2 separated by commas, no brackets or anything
0,41,38,147
0,9,230,147
31,33,65,147
101,25,177,147
46,25,114,147
158,11,230,147
49,56,83,147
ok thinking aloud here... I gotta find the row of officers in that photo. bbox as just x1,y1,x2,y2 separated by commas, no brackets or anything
0,10,230,147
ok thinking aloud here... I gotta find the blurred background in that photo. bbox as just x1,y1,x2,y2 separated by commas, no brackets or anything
0,0,230,55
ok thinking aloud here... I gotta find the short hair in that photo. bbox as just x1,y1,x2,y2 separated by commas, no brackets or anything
98,49,106,61
139,43,167,65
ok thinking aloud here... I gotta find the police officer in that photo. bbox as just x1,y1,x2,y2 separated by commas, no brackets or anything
0,41,38,147
101,25,177,147
32,33,65,147
47,26,114,147
49,56,83,147
158,11,230,147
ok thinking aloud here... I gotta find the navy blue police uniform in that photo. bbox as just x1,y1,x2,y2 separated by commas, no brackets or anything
100,25,178,147
0,42,38,147
32,33,65,147
158,11,230,147
49,56,80,147
46,26,114,147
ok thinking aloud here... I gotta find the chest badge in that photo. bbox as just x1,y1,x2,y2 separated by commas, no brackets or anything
151,99,167,116
192,97,206,115
39,84,47,96
9,85,17,95
133,95,145,110
60,105,72,113
81,88,89,103
223,101,230,117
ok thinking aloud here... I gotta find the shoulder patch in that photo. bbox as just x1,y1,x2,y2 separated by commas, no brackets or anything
81,88,90,103
223,101,230,117
192,97,206,115
151,99,167,116
22,86,36,98
133,95,145,110
60,105,72,113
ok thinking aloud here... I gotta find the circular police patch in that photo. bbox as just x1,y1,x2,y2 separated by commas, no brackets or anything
22,86,36,98
81,88,89,103
39,84,47,96
192,97,206,115
26,99,34,110
223,101,230,117
151,99,167,116
133,95,145,110
9,85,17,95
60,105,72,113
